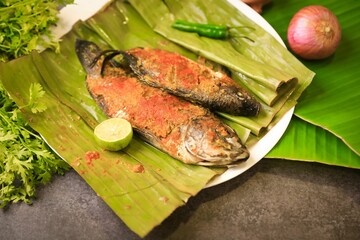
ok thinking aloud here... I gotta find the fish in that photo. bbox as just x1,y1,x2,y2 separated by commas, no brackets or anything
75,39,249,166
122,47,261,116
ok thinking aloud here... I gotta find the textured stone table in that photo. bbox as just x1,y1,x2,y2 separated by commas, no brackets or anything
2,159,360,240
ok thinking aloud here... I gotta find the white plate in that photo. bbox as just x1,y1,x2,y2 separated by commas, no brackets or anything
54,0,293,188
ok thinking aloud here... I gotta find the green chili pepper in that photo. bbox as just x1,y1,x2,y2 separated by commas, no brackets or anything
171,20,229,39
171,20,254,41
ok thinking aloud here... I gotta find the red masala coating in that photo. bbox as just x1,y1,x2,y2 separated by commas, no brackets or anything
127,48,237,93
85,151,100,166
86,67,207,139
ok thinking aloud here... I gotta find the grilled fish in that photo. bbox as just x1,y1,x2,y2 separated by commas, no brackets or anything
75,40,249,166
123,47,261,116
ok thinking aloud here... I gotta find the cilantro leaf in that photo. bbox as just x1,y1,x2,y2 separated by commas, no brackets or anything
0,82,70,208
20,83,47,113
0,0,75,62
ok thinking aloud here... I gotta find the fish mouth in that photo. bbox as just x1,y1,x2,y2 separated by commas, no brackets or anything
186,145,249,167
189,150,249,167
183,117,249,166
236,92,261,116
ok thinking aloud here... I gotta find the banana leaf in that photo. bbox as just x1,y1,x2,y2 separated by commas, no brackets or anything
262,0,360,163
0,5,220,237
266,116,360,169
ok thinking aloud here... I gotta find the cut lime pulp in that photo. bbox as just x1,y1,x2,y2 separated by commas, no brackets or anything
94,118,133,151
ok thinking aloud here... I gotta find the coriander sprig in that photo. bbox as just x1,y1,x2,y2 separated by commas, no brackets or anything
0,0,74,62
0,82,69,208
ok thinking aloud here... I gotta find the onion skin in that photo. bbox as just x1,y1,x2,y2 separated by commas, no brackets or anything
287,5,342,60
241,0,271,13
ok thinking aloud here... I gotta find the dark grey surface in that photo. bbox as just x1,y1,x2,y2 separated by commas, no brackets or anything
2,159,360,240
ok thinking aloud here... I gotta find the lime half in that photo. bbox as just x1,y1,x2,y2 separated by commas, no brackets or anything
94,118,133,151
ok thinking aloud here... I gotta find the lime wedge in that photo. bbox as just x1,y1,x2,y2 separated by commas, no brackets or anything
94,118,133,151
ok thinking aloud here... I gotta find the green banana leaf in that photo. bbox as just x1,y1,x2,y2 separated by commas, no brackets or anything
0,4,220,237
266,116,360,168
262,0,360,164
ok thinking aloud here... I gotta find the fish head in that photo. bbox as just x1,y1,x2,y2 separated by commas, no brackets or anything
181,117,249,166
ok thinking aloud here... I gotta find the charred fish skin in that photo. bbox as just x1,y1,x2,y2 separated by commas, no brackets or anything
75,40,249,166
124,47,261,117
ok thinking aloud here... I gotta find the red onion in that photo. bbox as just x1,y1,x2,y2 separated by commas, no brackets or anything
287,5,341,60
